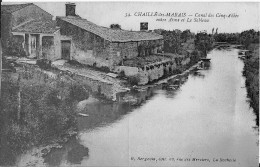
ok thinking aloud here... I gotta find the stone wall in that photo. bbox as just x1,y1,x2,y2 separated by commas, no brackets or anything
15,63,115,100
114,66,139,76
110,42,139,66
137,40,164,57
42,36,55,60
71,74,114,100
56,19,112,68
1,12,12,48
41,31,61,61
137,60,177,85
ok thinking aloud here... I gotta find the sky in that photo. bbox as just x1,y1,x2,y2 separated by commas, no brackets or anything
2,1,260,33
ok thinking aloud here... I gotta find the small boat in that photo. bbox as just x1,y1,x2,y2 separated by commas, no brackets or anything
238,56,245,60
78,113,89,117
238,51,244,55
167,84,179,90
200,58,211,61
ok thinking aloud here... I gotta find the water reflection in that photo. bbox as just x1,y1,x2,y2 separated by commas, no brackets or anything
74,48,258,167
16,48,258,167
43,137,89,166
77,101,133,131
191,70,206,78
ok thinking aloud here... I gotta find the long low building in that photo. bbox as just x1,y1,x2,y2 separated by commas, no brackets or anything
10,3,164,69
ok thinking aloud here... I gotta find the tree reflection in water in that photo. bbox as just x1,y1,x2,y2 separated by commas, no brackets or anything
43,137,89,166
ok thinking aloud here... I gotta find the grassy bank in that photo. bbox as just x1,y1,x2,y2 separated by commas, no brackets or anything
0,75,89,166
243,43,259,126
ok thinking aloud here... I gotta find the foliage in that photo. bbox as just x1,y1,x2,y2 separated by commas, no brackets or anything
239,29,259,47
214,33,239,43
160,29,182,54
181,29,192,42
99,66,110,73
214,30,259,47
110,24,121,29
189,50,201,65
243,44,259,126
0,79,90,165
194,32,214,56
36,59,52,70
128,75,140,85
118,70,126,78
6,36,26,57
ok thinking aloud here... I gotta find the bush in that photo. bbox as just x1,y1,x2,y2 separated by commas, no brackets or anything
68,84,89,102
118,70,126,78
99,66,110,73
68,60,82,67
0,80,84,165
128,75,140,85
36,59,52,70
191,50,199,56
6,36,26,57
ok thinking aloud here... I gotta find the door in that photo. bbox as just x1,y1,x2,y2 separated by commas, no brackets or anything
61,40,71,60
30,35,37,58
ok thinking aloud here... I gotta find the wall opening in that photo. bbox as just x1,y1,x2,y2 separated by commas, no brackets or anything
61,40,71,60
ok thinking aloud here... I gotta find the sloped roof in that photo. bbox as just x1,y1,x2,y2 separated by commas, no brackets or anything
1,3,33,13
58,16,163,42
12,20,59,34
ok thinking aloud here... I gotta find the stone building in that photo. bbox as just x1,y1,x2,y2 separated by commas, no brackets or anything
55,3,164,69
1,3,53,48
12,20,60,60
6,3,164,70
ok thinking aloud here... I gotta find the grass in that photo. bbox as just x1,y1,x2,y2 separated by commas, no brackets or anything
243,43,259,126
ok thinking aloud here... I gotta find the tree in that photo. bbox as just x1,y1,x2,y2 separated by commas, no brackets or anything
181,29,191,42
239,29,259,47
195,32,214,56
110,24,121,30
162,29,182,54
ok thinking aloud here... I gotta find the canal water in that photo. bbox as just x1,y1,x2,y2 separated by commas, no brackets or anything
18,48,258,167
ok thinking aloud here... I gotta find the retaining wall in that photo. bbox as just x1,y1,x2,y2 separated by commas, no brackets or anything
14,63,114,100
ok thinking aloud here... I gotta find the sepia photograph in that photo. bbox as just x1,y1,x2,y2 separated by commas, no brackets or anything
0,1,259,167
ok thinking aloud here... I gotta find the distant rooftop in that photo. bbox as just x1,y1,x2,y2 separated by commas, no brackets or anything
12,20,59,34
57,16,163,42
1,3,33,13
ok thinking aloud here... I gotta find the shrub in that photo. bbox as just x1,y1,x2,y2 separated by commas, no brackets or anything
128,75,140,85
191,50,199,56
68,60,82,67
68,84,89,102
99,66,110,73
118,70,126,78
36,59,52,70
0,80,85,165
6,36,26,57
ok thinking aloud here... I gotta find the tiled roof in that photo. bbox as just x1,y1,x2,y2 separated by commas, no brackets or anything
1,3,33,13
58,16,163,42
12,20,59,34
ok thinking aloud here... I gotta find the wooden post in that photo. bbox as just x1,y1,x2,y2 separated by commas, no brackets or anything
0,39,2,97
17,74,21,120
39,34,42,59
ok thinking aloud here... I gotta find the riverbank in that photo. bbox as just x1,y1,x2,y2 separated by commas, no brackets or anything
0,40,207,166
0,69,87,165
23,48,258,167
243,43,259,126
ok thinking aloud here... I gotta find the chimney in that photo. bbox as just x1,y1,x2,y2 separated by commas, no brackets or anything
66,3,76,16
140,22,148,31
